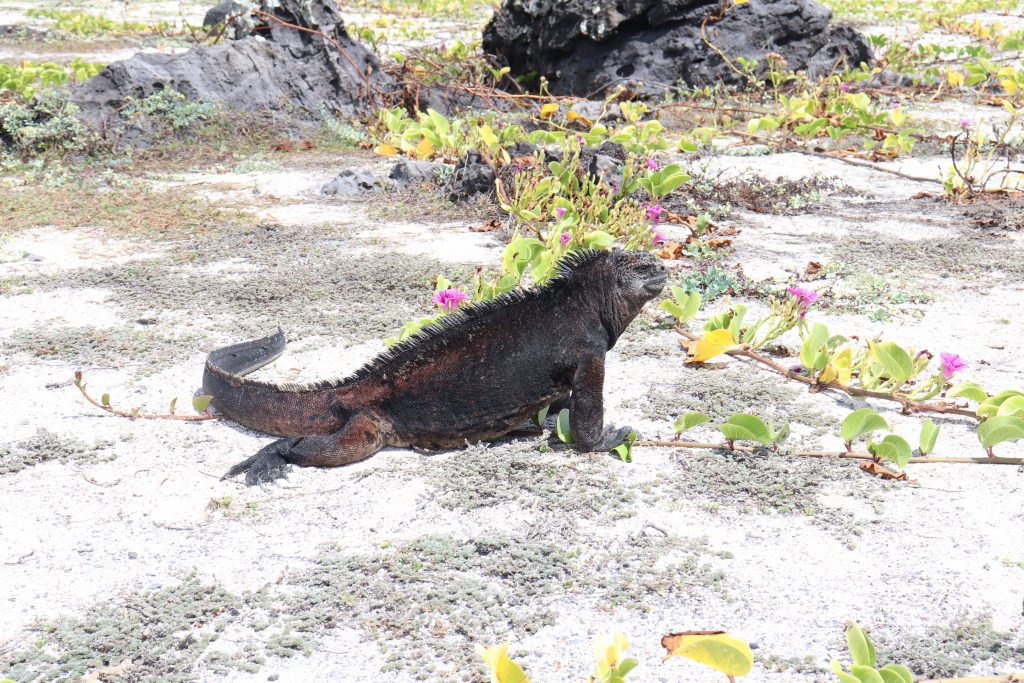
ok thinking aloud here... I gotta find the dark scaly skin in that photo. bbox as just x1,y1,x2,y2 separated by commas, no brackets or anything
205,250,667,485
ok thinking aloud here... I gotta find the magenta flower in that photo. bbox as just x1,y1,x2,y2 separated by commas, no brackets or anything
787,286,819,308
554,207,567,220
560,232,571,246
960,117,971,130
839,82,850,93
646,204,663,224
652,229,666,245
940,352,966,380
433,287,469,311
645,158,659,170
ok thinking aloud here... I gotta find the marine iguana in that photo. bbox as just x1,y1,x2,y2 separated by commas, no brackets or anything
204,249,666,485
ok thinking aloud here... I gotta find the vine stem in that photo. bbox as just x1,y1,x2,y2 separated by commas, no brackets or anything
673,327,979,420
74,371,218,422
634,440,1023,465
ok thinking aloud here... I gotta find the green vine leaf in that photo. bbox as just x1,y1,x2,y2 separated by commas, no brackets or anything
868,434,913,468
192,395,213,413
977,415,1024,452
918,419,939,456
800,322,830,371
556,408,573,444
840,409,889,447
947,381,987,403
718,414,772,445
673,411,710,436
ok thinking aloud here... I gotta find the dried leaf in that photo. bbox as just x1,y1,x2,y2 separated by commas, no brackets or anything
566,110,593,127
858,461,911,481
662,631,726,652
272,140,294,152
655,242,686,259
804,261,823,276
470,219,501,233
82,659,133,683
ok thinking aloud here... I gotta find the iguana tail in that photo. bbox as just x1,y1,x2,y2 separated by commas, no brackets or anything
202,329,345,437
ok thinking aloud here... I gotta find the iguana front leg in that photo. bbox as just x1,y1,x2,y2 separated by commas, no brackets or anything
223,412,386,486
569,354,634,452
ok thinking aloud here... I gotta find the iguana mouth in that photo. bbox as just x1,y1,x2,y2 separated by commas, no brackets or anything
644,272,667,293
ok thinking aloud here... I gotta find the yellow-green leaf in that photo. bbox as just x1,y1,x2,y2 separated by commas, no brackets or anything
374,143,399,156
846,623,877,668
688,328,738,363
663,632,753,677
414,136,435,160
673,411,710,435
594,633,629,676
478,124,499,148
819,345,853,385
476,644,529,683
192,395,213,413
539,102,559,119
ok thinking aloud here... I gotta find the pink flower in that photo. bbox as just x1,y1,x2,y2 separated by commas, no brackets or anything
839,82,850,93
554,207,567,220
652,229,666,245
940,352,966,380
787,286,819,307
433,287,469,311
960,117,971,130
560,232,571,246
645,158,659,170
646,204,663,224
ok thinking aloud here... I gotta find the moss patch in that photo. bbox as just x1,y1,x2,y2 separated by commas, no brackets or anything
625,365,836,435
0,180,247,236
0,428,114,476
1,324,200,370
825,230,1024,285
276,535,574,680
874,616,1024,679
2,577,259,682
421,437,636,520
670,170,847,218
656,448,865,516
13,222,468,370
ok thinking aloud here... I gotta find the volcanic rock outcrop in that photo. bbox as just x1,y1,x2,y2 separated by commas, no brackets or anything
482,0,871,96
75,0,390,119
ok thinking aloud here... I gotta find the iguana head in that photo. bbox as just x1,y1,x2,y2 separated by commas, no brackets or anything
613,249,667,309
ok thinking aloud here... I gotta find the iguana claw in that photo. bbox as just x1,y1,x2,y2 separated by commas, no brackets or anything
222,438,298,486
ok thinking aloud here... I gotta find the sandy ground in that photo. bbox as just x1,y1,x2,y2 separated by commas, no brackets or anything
2,2,1024,682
